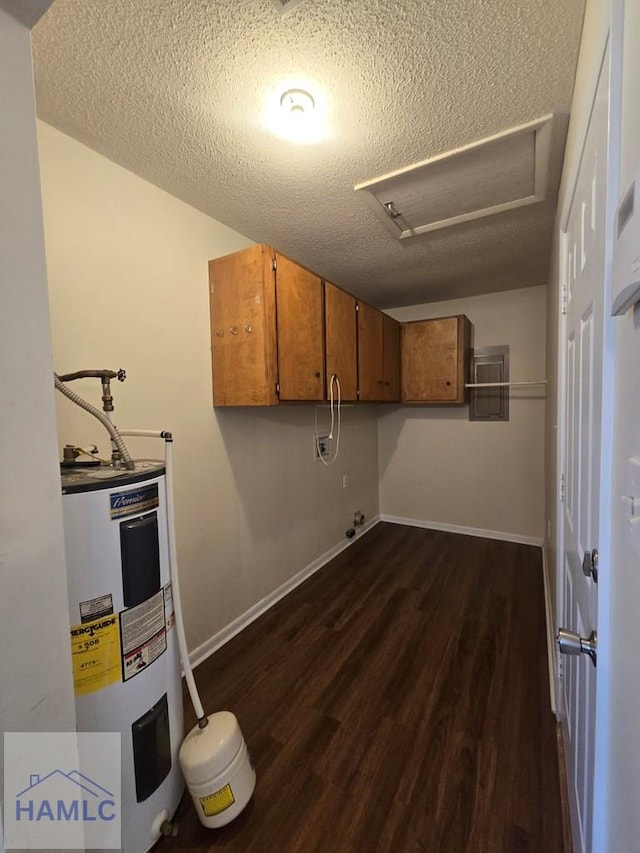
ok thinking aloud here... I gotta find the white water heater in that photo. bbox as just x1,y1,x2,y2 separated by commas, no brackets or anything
61,460,184,852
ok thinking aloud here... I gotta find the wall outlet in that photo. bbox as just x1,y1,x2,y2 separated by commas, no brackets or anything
353,510,365,527
342,474,349,489
315,434,331,461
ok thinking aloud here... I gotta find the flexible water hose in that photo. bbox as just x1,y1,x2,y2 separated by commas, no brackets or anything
119,430,208,727
54,374,135,470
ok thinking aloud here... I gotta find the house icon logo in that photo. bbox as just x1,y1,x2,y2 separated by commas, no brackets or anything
4,731,121,850
15,769,117,823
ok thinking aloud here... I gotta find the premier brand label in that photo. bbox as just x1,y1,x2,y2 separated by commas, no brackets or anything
109,483,159,520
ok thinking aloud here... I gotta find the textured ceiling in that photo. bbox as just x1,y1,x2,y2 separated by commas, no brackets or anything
32,0,585,308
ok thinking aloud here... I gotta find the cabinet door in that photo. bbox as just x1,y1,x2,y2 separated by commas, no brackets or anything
382,314,400,402
402,316,470,403
325,282,357,402
357,301,384,401
209,244,277,406
275,253,325,401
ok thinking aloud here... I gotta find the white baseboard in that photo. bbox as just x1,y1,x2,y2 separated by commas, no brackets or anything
379,514,544,547
189,514,381,670
541,543,558,717
189,513,544,670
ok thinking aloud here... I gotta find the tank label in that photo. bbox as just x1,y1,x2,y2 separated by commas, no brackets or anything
109,483,159,520
119,590,167,681
70,614,121,696
163,582,175,632
79,593,114,623
199,784,236,817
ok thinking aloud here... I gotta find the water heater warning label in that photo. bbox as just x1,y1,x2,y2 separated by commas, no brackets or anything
70,615,121,696
119,589,167,681
199,784,235,817
163,582,175,632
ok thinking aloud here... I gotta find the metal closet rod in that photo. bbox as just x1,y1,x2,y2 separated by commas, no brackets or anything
465,379,547,388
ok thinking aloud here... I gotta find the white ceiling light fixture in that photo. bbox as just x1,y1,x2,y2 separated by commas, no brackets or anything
264,82,327,144
280,88,315,115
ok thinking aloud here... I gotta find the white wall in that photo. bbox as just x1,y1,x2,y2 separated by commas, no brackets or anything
0,3,76,818
38,122,380,656
380,286,547,542
608,304,640,845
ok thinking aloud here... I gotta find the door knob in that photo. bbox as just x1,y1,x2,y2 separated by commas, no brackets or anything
582,549,599,583
557,628,597,667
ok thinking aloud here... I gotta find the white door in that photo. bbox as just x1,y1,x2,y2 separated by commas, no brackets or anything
559,44,610,853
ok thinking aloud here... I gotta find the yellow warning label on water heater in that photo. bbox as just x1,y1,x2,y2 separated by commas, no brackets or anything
199,783,236,817
70,615,121,696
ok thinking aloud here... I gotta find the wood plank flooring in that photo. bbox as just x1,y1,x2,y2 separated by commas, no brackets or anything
159,522,565,853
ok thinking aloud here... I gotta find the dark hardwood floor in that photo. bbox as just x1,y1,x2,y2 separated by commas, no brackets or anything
159,522,565,853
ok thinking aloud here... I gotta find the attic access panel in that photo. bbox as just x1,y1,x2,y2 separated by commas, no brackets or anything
269,0,309,13
355,115,553,239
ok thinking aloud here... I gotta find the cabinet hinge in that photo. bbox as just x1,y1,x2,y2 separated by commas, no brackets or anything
272,257,277,272
561,285,568,315
356,388,360,399
276,382,280,397
355,303,359,312
559,472,566,502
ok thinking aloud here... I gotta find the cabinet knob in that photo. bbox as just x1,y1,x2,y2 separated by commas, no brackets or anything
315,371,321,378
445,380,451,386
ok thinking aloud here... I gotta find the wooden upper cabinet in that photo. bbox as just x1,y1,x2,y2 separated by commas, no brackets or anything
209,244,324,405
275,252,324,402
209,244,277,406
324,281,357,402
357,301,384,401
401,315,472,404
357,302,400,402
382,314,400,402
209,244,464,408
